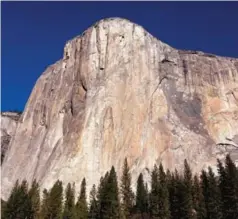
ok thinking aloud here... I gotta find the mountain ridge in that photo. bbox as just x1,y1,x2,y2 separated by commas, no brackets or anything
2,17,238,200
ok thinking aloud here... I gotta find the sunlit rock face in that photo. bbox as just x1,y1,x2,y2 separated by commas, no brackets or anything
2,18,238,200
1,112,21,164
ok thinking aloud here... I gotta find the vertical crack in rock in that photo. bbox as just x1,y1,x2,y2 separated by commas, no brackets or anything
1,18,238,201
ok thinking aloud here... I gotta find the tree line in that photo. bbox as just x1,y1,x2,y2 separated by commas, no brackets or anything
1,154,238,219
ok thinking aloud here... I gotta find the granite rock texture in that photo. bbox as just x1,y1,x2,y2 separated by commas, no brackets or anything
1,112,21,164
2,18,238,199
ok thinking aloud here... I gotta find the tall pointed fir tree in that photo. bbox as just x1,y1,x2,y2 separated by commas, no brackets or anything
120,158,134,219
149,164,160,218
192,175,206,219
157,163,170,219
180,159,195,219
207,167,222,219
40,188,50,219
168,170,180,219
97,173,109,219
28,179,40,219
2,179,33,219
47,180,63,219
63,182,75,219
100,166,121,219
201,168,222,219
88,184,98,219
75,178,88,219
218,155,238,219
136,173,148,218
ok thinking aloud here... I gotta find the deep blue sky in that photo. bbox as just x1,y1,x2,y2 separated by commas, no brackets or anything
2,2,238,112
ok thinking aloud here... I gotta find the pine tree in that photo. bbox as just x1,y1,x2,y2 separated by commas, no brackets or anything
149,164,160,218
40,188,50,219
28,179,40,219
192,175,206,219
97,174,109,219
63,182,75,219
88,184,98,219
75,178,88,219
218,155,238,219
48,180,63,219
2,179,33,219
168,170,180,219
100,166,121,219
181,159,195,219
157,163,170,219
120,158,134,219
201,168,222,219
136,173,148,218
1,199,6,217
207,167,222,219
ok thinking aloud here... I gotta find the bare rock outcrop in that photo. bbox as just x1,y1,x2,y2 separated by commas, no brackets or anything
1,112,21,164
2,18,238,200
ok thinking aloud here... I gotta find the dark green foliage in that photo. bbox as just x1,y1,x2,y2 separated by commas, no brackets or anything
63,182,75,219
4,157,238,219
218,155,238,219
168,170,180,219
120,158,134,219
96,176,107,219
40,188,50,219
100,166,121,219
75,178,88,219
1,199,6,216
47,180,63,219
88,184,98,219
201,168,222,219
149,164,170,219
136,173,148,217
180,159,195,219
167,161,194,219
157,163,170,219
192,175,206,219
28,179,41,219
149,165,160,218
2,180,33,219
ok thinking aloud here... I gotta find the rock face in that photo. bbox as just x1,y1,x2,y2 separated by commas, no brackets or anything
2,18,238,200
1,112,21,164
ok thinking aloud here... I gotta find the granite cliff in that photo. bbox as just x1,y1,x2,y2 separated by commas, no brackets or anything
2,18,238,200
1,112,21,164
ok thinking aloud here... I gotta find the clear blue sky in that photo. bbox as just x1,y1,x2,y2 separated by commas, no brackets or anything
2,2,238,112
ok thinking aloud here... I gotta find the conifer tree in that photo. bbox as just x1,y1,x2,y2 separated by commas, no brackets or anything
218,155,238,219
149,164,160,218
97,173,109,219
88,184,98,219
192,175,206,219
201,168,222,219
136,173,148,218
207,167,222,219
157,163,170,219
97,176,105,219
2,180,19,219
100,166,121,219
75,178,88,219
120,158,134,219
2,180,33,219
145,182,150,215
48,180,63,219
180,159,195,219
63,182,75,219
1,199,6,217
28,179,40,219
168,170,180,219
40,188,50,219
